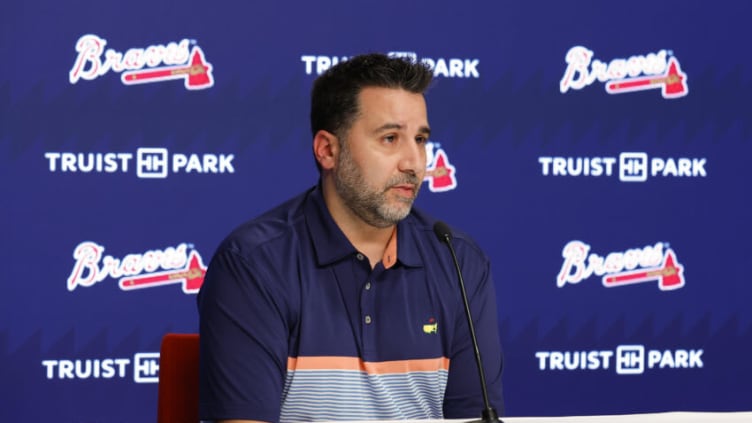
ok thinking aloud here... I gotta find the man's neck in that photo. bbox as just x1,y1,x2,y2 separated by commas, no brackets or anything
321,180,395,269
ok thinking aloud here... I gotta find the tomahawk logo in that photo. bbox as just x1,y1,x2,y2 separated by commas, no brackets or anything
602,249,684,290
67,241,207,294
560,46,688,99
69,34,214,90
557,240,685,290
424,141,458,192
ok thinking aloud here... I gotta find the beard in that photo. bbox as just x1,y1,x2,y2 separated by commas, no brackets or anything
333,141,421,228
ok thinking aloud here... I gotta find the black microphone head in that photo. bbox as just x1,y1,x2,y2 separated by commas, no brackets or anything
433,220,452,243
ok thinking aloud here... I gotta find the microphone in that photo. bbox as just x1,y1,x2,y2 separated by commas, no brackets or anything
433,221,501,423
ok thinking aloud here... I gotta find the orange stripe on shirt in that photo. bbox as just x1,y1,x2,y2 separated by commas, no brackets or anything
287,356,450,374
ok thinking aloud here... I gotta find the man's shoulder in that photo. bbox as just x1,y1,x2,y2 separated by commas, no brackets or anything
407,206,487,258
217,188,313,256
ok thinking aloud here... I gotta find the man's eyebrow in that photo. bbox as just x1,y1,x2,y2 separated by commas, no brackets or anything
373,123,403,133
372,123,432,136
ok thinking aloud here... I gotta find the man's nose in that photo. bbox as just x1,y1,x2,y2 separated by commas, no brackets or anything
399,141,426,174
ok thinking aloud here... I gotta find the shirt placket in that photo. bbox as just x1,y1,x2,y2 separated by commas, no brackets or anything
357,252,383,357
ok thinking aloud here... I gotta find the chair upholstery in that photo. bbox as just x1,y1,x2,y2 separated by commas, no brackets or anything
157,333,200,423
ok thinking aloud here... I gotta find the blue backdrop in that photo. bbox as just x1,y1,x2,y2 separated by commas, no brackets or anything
2,0,751,420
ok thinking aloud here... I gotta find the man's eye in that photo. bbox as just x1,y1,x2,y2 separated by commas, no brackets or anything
415,136,427,144
384,135,396,143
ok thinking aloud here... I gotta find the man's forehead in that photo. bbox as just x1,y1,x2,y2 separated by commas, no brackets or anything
357,85,424,101
355,88,429,126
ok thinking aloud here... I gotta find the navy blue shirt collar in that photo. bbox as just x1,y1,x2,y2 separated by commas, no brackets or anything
304,183,423,268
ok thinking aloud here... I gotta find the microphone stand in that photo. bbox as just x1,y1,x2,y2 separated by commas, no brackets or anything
435,222,502,423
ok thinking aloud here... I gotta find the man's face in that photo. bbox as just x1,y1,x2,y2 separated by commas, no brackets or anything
333,86,430,228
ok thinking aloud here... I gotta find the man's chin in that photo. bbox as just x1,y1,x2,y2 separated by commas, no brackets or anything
378,204,413,224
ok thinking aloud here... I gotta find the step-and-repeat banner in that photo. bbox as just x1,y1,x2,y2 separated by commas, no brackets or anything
2,0,750,420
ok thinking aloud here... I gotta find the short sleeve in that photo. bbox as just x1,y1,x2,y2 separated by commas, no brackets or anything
197,246,290,422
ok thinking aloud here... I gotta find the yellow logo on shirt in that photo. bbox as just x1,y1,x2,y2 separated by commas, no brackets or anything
423,321,438,334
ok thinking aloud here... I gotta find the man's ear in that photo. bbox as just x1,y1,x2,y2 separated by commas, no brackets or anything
313,130,339,171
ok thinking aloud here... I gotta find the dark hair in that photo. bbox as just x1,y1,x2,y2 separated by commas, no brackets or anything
310,53,434,141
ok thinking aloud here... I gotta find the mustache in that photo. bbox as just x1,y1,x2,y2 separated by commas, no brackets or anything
386,173,421,188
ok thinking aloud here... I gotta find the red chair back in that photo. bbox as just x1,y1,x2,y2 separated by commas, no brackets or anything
157,333,200,423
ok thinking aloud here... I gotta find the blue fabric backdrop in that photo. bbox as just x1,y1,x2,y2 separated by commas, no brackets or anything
2,0,750,420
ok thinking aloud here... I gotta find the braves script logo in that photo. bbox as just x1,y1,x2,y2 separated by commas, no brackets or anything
560,46,688,99
557,241,685,290
69,34,214,90
67,241,207,294
424,142,458,192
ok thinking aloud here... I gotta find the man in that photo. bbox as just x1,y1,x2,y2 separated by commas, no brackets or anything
198,53,504,422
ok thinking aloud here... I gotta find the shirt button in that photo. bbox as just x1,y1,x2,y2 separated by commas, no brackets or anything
364,315,372,324
356,253,365,261
365,282,371,290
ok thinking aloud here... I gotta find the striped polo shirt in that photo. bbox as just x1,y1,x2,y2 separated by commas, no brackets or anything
198,184,504,422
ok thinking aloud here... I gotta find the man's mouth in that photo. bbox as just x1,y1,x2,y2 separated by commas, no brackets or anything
390,184,416,197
